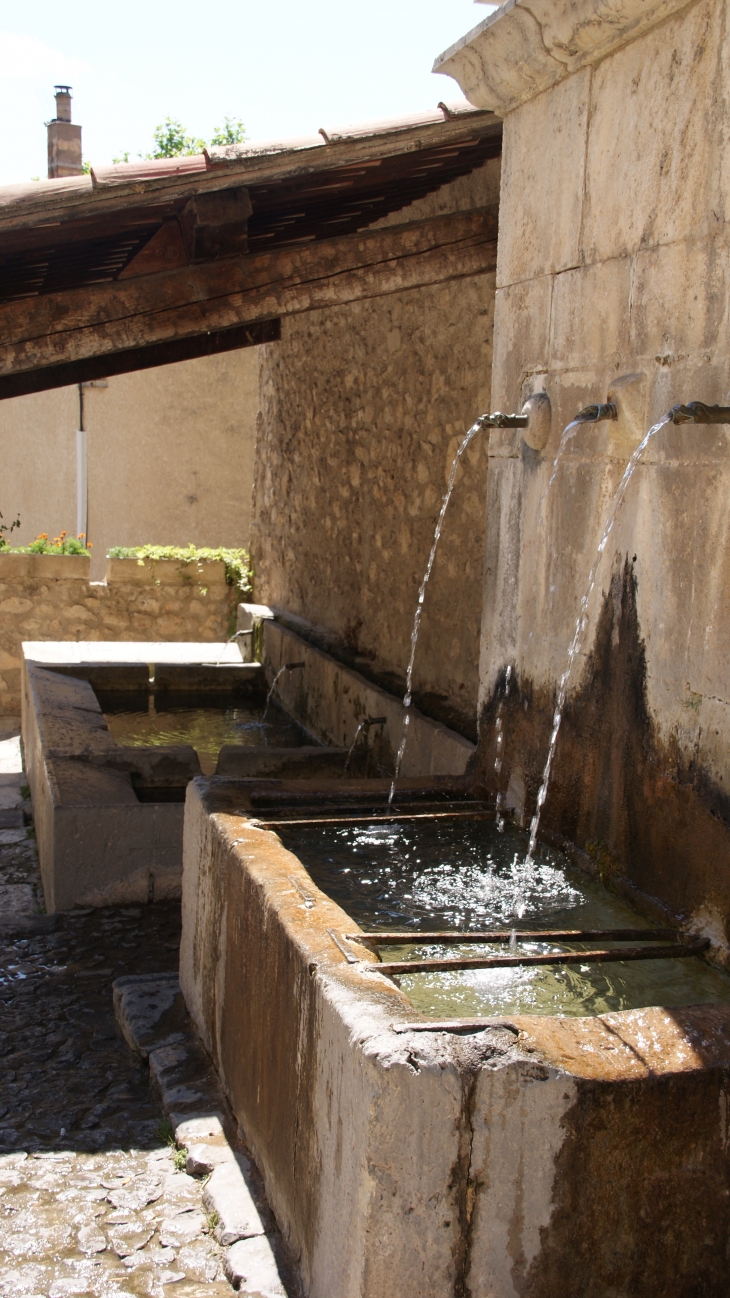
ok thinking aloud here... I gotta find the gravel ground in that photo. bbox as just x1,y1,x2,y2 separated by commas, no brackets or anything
0,728,232,1298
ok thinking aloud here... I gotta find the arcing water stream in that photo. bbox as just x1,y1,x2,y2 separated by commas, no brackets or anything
524,413,673,869
388,413,488,804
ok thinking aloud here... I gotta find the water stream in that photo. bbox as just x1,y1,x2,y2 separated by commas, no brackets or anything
388,413,488,803
263,661,304,721
524,413,672,867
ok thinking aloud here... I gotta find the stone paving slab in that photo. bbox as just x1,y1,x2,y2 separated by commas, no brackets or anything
0,802,234,1296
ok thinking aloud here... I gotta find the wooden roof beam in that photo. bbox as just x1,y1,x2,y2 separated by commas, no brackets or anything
0,206,498,384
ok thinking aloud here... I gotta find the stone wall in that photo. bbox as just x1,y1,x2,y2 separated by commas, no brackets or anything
441,0,730,942
0,555,237,713
251,160,501,737
0,347,259,581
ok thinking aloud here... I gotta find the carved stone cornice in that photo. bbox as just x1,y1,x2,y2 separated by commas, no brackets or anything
433,0,695,115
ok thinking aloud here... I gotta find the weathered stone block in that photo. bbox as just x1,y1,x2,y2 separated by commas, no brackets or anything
497,70,590,288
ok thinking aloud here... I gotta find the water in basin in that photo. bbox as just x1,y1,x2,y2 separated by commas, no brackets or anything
103,698,309,775
277,816,730,1017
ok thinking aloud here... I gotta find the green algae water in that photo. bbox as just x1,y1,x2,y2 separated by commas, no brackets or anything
103,700,308,774
278,817,730,1018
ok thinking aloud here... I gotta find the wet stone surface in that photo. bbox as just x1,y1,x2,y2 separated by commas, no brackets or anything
0,793,231,1295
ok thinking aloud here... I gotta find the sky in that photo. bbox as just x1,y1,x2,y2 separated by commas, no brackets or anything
0,1,497,186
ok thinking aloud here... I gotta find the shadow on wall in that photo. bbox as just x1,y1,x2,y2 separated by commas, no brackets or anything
474,559,730,943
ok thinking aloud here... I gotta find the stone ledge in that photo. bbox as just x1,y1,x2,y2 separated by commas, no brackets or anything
113,970,299,1296
105,557,227,586
433,0,692,114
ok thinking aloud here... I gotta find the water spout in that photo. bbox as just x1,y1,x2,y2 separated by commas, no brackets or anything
263,661,305,719
573,402,619,424
480,411,529,428
669,402,730,424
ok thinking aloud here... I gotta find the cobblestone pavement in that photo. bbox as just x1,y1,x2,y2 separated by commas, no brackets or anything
0,727,232,1297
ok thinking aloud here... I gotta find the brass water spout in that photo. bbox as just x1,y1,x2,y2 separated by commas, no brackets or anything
669,402,730,424
479,411,529,427
574,402,619,423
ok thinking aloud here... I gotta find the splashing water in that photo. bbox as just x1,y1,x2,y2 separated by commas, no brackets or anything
388,414,489,804
523,412,672,871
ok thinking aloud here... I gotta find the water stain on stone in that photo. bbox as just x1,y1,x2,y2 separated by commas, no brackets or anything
474,556,730,942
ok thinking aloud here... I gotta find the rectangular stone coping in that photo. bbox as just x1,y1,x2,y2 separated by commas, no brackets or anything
196,780,730,1083
22,640,249,665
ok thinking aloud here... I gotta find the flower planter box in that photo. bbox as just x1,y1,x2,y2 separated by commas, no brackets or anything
105,557,227,587
0,552,90,580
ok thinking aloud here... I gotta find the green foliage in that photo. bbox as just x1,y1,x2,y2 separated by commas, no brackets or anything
2,530,90,555
156,1118,174,1144
209,117,247,148
156,1118,187,1171
107,543,252,594
111,115,246,168
81,160,92,175
148,117,206,159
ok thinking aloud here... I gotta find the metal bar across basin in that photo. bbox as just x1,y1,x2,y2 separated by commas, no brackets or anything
367,939,709,976
349,928,680,945
256,810,494,828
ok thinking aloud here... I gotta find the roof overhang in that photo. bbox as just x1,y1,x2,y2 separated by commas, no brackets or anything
0,105,501,398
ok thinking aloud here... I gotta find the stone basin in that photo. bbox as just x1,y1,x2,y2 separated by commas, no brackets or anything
180,775,730,1298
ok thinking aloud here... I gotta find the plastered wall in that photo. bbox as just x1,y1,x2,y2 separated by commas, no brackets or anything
251,161,501,737
0,348,259,580
474,0,730,940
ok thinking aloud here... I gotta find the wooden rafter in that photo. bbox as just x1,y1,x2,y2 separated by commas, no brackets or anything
0,207,498,393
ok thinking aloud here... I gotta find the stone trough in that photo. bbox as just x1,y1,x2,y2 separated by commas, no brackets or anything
21,626,472,913
180,775,730,1298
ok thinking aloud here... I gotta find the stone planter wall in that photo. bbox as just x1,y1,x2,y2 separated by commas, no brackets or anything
0,556,237,714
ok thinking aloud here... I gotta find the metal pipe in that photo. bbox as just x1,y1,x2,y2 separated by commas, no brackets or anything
574,402,619,424
368,938,709,976
348,927,679,945
251,804,493,825
669,401,730,424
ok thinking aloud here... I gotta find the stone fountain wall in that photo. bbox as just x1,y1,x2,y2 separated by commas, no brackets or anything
437,0,730,946
251,160,500,739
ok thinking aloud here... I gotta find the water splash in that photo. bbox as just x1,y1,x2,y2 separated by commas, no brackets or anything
388,414,489,804
263,662,304,720
524,413,672,867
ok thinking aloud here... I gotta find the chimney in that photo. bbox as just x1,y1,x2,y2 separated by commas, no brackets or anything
47,86,82,178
